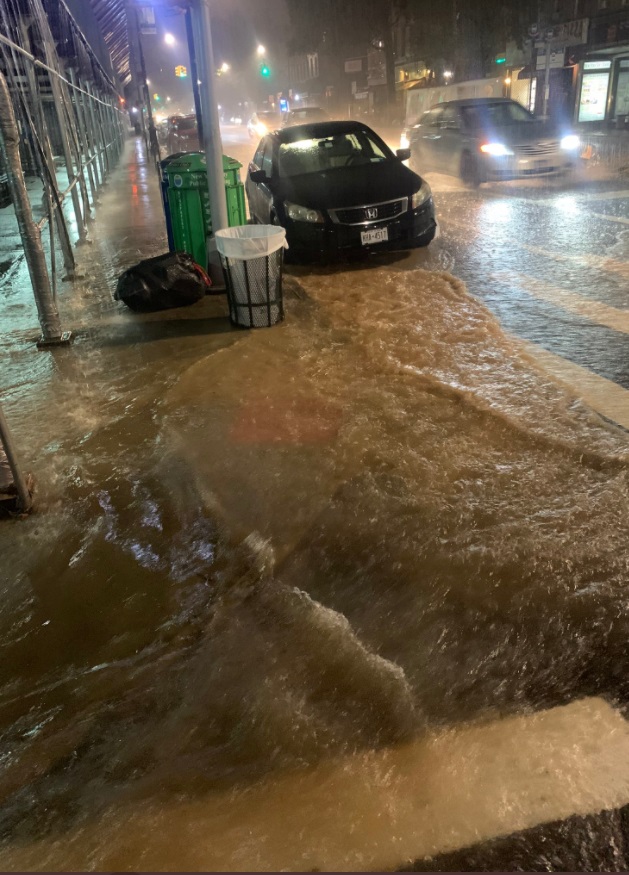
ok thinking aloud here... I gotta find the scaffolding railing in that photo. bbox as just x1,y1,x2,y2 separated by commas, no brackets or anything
0,0,127,345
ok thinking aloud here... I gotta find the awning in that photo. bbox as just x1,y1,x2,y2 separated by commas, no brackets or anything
396,77,430,92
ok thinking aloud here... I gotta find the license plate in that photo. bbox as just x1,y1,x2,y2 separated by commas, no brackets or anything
361,227,388,246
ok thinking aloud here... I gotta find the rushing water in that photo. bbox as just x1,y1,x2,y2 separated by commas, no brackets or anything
3,144,629,868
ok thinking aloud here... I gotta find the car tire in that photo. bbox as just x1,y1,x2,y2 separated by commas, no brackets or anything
460,152,482,188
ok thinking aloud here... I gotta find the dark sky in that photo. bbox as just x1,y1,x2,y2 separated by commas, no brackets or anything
145,0,290,115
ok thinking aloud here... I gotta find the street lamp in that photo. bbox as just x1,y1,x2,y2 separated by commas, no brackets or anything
164,32,176,46
219,62,230,74
257,44,266,56
444,70,453,81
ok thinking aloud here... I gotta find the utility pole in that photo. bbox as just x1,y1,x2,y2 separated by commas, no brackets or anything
542,26,555,118
185,7,205,151
189,0,228,282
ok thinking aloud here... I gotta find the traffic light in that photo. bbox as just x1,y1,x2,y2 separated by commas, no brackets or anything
260,63,271,78
175,65,188,78
153,93,161,101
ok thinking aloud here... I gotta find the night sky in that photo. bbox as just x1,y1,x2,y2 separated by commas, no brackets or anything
143,0,290,116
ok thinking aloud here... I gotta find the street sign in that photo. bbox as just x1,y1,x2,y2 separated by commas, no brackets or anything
536,48,565,70
345,58,363,74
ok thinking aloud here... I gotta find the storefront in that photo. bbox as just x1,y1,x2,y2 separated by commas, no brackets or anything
577,59,612,123
574,55,629,125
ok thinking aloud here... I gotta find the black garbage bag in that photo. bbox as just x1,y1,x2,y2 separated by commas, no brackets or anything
115,251,211,312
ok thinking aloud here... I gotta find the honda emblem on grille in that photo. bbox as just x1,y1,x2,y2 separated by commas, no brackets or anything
366,207,378,220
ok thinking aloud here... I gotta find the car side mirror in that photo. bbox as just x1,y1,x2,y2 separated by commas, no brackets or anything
396,148,411,161
250,169,269,184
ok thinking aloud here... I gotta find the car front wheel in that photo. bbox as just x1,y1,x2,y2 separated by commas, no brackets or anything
460,151,482,188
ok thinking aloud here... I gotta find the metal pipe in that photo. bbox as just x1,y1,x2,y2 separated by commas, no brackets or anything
0,402,32,514
85,81,107,184
0,71,63,342
186,6,205,150
12,19,75,276
68,67,97,205
27,0,91,236
0,31,122,111
189,0,228,280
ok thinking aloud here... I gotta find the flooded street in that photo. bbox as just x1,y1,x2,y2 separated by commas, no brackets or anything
3,134,629,869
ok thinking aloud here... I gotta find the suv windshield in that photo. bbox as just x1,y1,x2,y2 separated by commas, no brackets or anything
176,118,197,131
278,131,390,177
460,101,535,129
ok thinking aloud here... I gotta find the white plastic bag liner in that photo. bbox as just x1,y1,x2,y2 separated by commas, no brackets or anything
215,225,287,262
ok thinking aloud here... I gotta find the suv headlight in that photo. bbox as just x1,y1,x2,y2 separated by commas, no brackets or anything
561,134,580,151
411,181,432,209
285,202,324,223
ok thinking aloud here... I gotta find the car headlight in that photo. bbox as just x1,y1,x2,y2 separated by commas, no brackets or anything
411,181,432,209
400,131,410,150
480,142,514,157
561,134,580,151
285,202,324,223
256,122,268,136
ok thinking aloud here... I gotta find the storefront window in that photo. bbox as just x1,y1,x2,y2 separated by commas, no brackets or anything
616,61,629,118
578,61,611,122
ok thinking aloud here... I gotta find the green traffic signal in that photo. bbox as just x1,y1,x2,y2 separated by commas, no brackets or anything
260,64,271,77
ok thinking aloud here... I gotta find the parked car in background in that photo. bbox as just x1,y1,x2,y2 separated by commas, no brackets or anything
282,107,330,128
246,120,436,262
407,97,581,187
247,111,282,139
166,114,199,155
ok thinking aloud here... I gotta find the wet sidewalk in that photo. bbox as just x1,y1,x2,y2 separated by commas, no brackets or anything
0,136,240,503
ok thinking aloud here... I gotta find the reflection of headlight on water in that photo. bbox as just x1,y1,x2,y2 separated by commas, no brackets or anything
481,199,513,224
561,134,580,151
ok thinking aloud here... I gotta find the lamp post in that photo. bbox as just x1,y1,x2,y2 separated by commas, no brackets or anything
188,0,228,281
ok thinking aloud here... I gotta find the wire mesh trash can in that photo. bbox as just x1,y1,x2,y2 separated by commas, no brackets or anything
215,226,288,328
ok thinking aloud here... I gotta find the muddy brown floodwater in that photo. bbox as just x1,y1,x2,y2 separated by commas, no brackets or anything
3,187,629,870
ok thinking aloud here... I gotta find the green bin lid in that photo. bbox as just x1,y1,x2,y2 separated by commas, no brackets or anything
161,152,242,172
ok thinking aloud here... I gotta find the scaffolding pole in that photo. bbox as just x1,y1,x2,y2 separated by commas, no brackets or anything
0,71,68,345
0,402,32,514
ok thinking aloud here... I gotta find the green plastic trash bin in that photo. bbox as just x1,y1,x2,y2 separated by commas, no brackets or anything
161,152,247,270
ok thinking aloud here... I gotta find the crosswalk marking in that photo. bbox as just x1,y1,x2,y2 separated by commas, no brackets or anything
591,212,629,226
494,270,629,334
3,698,629,871
520,342,629,430
519,243,629,279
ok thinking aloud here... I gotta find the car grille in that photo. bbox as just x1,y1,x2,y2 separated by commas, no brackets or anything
517,141,560,156
330,197,408,225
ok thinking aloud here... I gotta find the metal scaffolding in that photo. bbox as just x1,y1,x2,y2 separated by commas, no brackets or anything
0,0,127,345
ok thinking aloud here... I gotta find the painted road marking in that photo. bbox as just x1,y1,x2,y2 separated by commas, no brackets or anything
519,243,629,280
591,212,629,226
3,698,629,871
520,342,629,430
494,270,629,334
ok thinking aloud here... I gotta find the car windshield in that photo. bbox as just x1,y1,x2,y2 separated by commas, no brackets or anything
278,131,390,177
460,101,536,129
176,118,197,131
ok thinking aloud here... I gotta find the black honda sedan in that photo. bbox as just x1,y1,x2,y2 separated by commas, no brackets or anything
245,121,436,261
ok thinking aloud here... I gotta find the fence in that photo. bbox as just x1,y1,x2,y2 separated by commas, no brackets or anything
0,0,127,344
